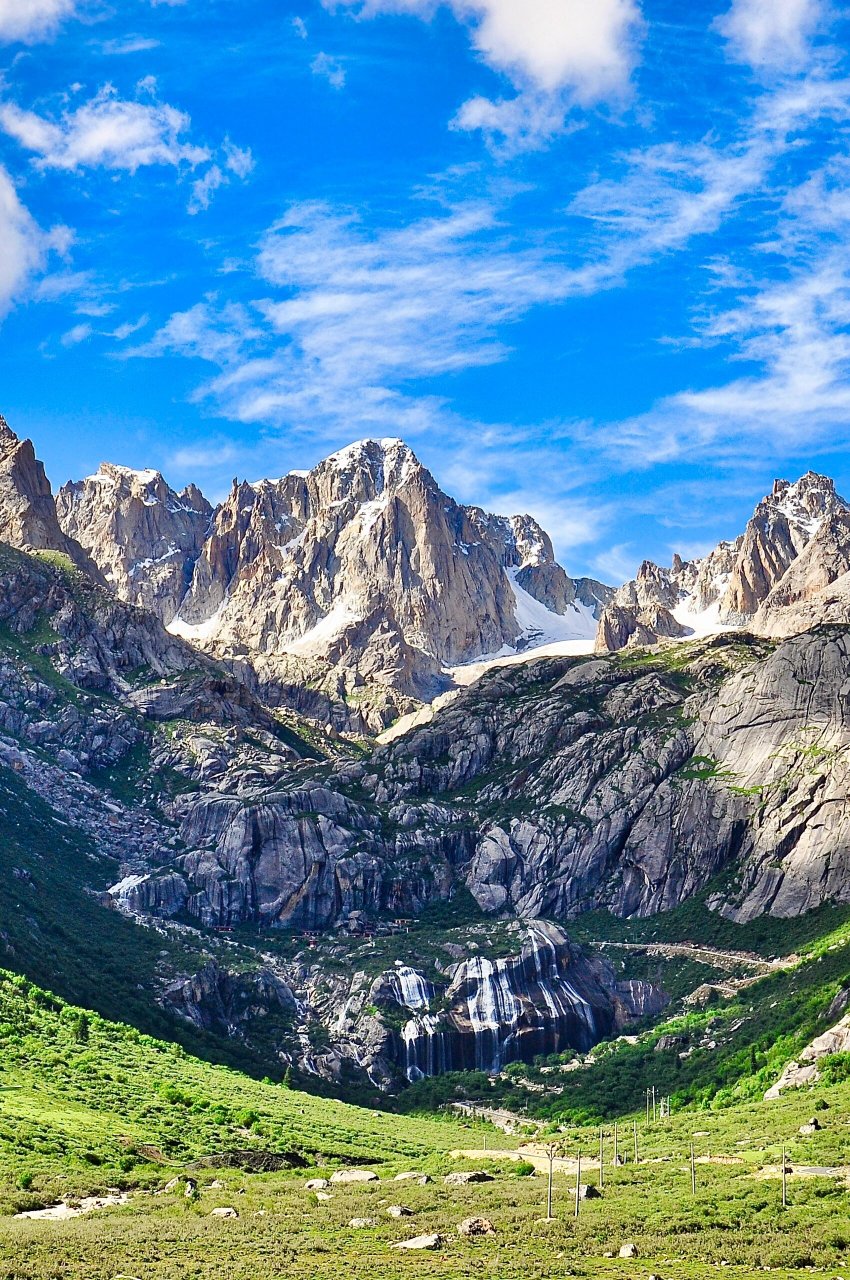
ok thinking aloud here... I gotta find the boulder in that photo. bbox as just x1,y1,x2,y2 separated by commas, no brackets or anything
330,1169,379,1184
394,1172,431,1184
386,1205,412,1218
444,1171,494,1186
210,1207,238,1219
305,1178,330,1191
619,1242,638,1259
573,1183,602,1201
348,1217,376,1229
457,1216,496,1237
391,1234,443,1251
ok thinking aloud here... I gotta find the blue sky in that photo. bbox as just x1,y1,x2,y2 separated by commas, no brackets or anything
2,0,850,583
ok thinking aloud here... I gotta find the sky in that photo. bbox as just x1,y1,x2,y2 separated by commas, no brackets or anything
2,0,850,583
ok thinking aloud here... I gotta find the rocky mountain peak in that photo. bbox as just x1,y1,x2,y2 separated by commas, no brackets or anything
56,463,213,623
48,435,609,726
0,413,101,578
596,470,850,652
0,413,18,449
761,471,844,534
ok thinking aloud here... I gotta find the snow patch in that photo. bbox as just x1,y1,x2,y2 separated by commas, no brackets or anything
509,569,597,647
282,601,361,656
167,602,227,642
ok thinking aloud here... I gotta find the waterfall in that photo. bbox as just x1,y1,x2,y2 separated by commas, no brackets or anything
389,924,612,1081
403,1014,450,1080
389,965,434,1011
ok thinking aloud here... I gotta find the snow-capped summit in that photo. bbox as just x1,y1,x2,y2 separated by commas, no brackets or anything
596,472,850,652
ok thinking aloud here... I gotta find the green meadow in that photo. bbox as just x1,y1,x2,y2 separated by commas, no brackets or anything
1,967,849,1280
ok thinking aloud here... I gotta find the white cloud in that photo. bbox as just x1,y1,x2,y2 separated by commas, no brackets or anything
101,36,162,55
599,245,850,467
311,52,346,89
292,15,308,38
337,0,641,99
111,315,149,340
0,86,210,173
60,321,93,346
187,141,254,211
223,138,254,179
189,164,225,213
716,0,826,70
451,90,574,151
332,0,642,147
0,165,50,315
0,0,75,43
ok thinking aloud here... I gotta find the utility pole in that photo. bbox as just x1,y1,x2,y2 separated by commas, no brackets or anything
574,1151,581,1219
652,1086,657,1124
544,1143,557,1221
645,1089,650,1125
633,1118,639,1165
613,1121,618,1171
781,1146,787,1209
690,1143,696,1195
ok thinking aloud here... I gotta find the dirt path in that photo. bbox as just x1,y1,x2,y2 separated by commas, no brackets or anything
594,940,795,974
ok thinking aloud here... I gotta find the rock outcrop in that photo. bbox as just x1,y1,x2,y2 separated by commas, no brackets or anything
0,417,102,579
765,1014,850,1098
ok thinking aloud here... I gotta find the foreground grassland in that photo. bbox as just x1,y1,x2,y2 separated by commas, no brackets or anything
1,970,849,1279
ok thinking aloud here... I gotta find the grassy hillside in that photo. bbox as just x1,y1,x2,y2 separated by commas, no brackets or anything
399,905,850,1124
1,968,849,1280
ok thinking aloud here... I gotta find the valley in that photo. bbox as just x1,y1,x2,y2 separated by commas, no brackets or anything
0,418,849,1277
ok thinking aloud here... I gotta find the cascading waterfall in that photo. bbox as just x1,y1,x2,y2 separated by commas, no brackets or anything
389,924,614,1081
388,965,434,1011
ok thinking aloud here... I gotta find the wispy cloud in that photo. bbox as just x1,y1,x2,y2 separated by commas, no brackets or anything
60,321,93,346
100,36,161,56
311,51,346,89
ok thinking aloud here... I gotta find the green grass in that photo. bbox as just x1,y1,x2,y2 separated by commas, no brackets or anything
1,969,849,1279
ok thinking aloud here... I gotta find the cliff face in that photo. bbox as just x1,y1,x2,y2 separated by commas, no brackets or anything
104,628,850,935
56,463,212,623
389,924,665,1080
596,473,850,651
0,417,103,580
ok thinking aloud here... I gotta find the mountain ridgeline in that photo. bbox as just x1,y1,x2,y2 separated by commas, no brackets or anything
55,435,611,727
2,410,850,1091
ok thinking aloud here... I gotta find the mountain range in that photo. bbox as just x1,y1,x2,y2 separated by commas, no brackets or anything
2,411,850,1090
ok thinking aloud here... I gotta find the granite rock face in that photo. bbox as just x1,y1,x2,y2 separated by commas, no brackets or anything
56,463,212,623
106,629,850,936
0,417,102,579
